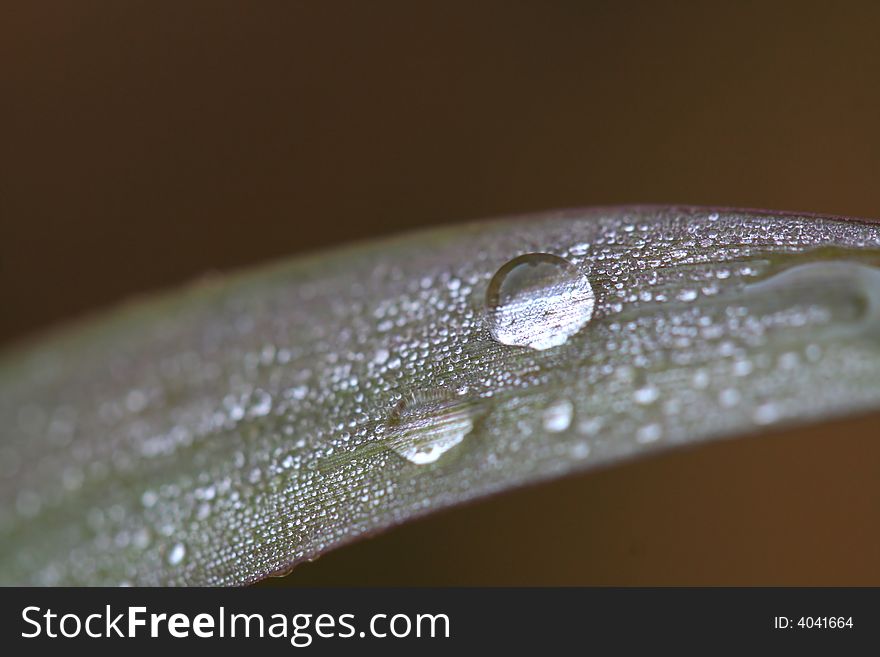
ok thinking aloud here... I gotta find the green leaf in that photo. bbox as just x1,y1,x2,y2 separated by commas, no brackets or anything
3,206,880,585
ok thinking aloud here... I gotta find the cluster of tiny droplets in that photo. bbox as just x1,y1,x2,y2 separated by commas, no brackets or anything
3,207,880,584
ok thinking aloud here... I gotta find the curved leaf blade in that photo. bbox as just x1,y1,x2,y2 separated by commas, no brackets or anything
2,206,880,585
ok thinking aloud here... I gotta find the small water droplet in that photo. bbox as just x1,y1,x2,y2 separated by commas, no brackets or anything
388,389,476,465
753,403,781,425
633,385,659,405
578,417,603,436
287,384,309,401
570,441,591,459
249,389,273,417
141,490,159,508
719,388,741,408
132,527,151,550
486,253,595,350
125,389,148,413
167,542,186,566
542,399,573,432
223,395,245,421
636,423,663,444
733,359,754,377
372,348,390,365
691,369,710,389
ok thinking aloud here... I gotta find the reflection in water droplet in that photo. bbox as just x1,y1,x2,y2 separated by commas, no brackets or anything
542,399,573,432
388,389,475,465
486,253,595,350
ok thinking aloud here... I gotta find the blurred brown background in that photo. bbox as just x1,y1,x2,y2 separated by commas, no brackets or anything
2,1,879,584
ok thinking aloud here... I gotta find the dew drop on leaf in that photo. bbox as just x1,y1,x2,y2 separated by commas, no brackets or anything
636,423,663,444
485,253,595,350
633,385,659,405
167,542,186,566
569,441,591,460
542,399,574,433
387,389,476,465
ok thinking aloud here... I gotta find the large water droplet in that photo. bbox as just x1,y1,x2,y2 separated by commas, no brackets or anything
486,253,595,350
387,389,476,465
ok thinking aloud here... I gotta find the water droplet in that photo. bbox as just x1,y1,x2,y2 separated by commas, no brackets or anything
732,359,753,377
691,369,710,389
125,389,148,413
132,528,151,550
542,399,573,432
569,242,591,256
578,417,603,436
140,490,159,509
570,441,591,459
486,253,595,350
719,388,741,408
633,385,659,405
223,395,245,421
388,389,476,464
167,542,186,566
249,389,273,417
287,384,309,401
753,403,781,425
636,423,663,444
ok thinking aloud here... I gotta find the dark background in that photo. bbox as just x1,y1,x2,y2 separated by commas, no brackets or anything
3,1,879,584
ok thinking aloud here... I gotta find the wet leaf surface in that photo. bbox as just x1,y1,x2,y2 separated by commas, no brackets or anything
3,206,880,585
